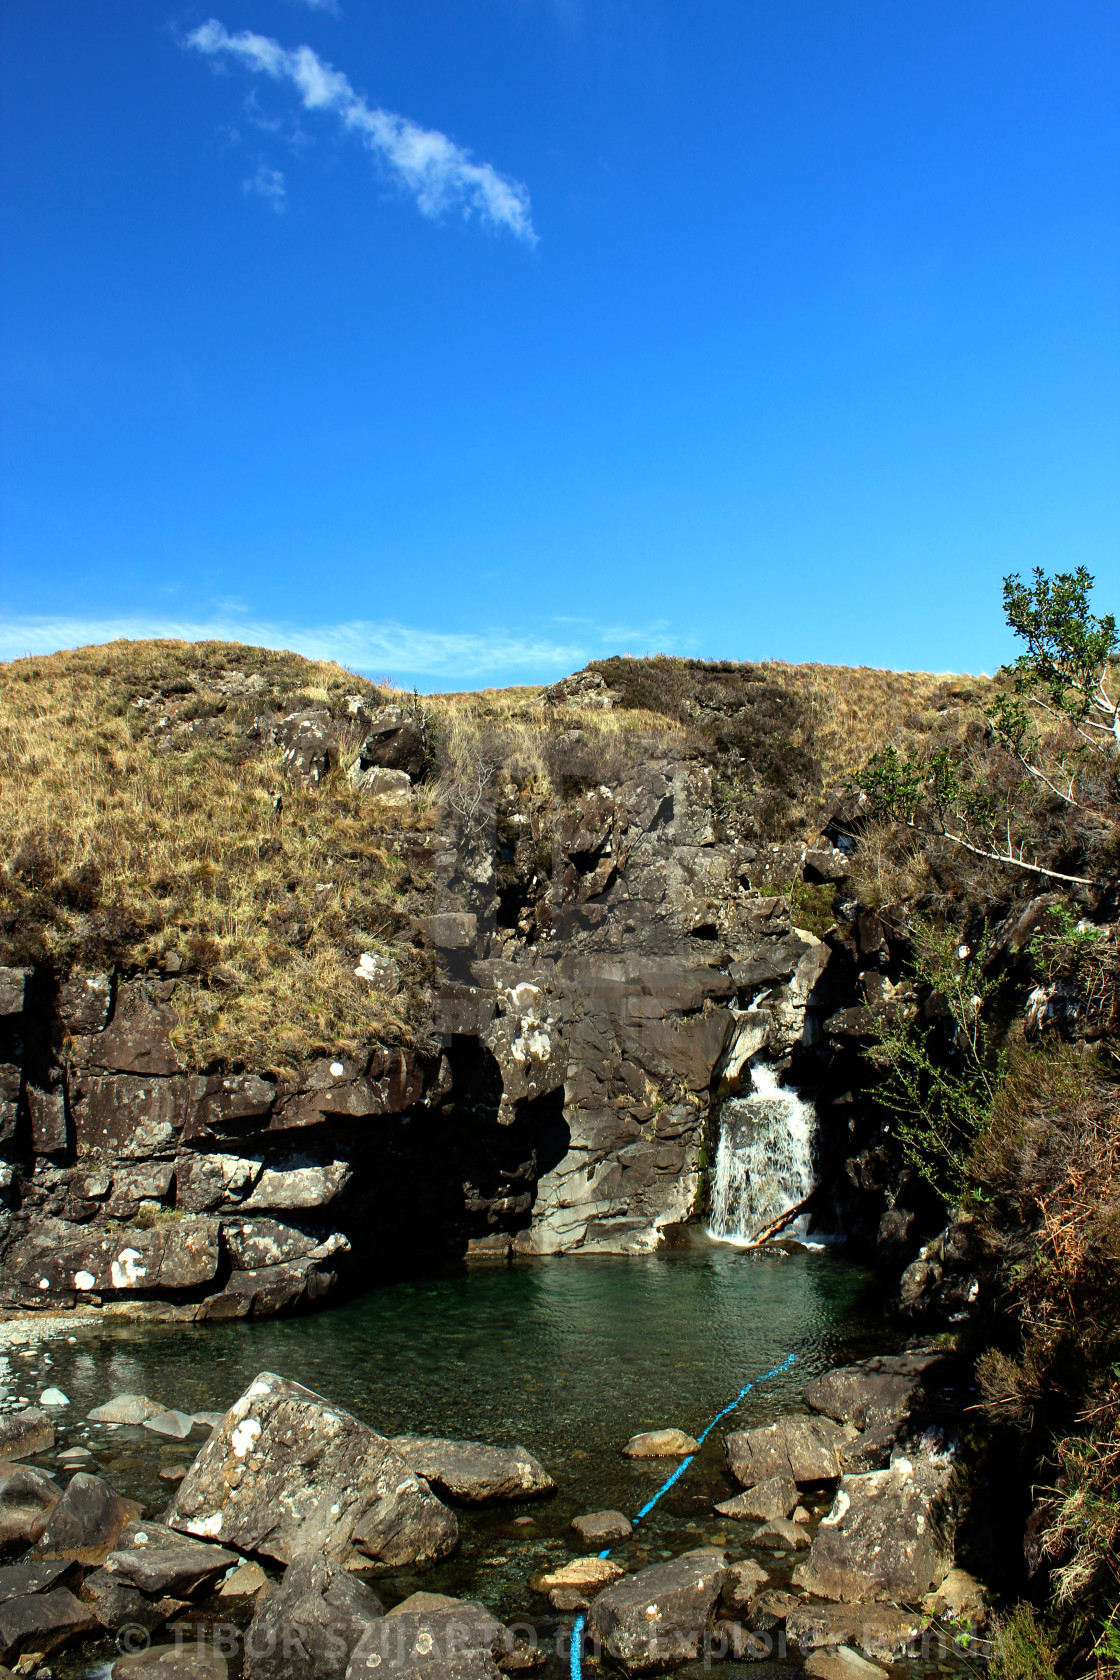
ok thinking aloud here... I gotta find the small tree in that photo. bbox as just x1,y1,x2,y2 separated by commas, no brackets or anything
855,569,1115,888
1001,566,1119,751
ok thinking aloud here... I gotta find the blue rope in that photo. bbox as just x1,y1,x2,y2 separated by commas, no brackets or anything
565,1351,796,1680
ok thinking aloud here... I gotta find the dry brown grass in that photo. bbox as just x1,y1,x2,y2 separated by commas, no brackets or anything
768,661,992,785
425,683,686,800
2,641,988,1072
0,639,432,1075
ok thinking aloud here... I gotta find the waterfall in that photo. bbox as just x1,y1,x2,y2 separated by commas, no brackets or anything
707,1064,819,1246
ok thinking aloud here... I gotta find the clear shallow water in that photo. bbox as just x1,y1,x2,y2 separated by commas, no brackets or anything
41,1246,885,1509
14,1249,967,1677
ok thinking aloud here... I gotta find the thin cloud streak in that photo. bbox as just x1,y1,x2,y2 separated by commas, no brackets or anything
0,616,679,683
185,20,536,243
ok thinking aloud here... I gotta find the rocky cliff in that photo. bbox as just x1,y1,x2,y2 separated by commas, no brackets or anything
0,641,1002,1319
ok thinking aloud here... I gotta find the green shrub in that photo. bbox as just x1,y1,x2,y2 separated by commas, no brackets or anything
988,1605,1060,1680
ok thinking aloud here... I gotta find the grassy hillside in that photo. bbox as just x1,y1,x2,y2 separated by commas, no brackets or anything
1,638,988,1074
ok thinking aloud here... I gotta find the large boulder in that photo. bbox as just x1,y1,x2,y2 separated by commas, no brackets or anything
793,1458,956,1603
0,1409,54,1463
724,1415,844,1486
785,1601,924,1663
714,1475,797,1522
82,1520,238,1633
572,1510,632,1544
0,1586,97,1666
244,1553,384,1680
388,1438,554,1504
342,1594,515,1680
805,1353,951,1470
589,1550,728,1675
168,1373,458,1568
33,1472,143,1565
0,1466,61,1545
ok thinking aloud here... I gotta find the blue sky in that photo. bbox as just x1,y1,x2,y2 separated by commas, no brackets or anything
1,0,1117,688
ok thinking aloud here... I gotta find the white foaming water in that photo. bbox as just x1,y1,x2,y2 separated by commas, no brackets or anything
707,1064,819,1246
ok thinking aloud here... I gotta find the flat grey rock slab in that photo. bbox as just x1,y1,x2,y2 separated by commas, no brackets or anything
389,1436,555,1504
0,1559,73,1604
0,1585,97,1665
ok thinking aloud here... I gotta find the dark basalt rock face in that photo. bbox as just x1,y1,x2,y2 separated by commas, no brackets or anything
0,674,946,1318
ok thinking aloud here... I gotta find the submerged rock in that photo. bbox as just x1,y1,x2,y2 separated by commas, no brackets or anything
724,1415,844,1486
168,1372,458,1569
88,1393,165,1425
803,1651,888,1680
622,1429,699,1458
785,1601,924,1663
114,1644,229,1677
389,1437,554,1504
571,1510,632,1544
589,1550,728,1675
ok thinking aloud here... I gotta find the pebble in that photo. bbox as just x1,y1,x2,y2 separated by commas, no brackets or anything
58,1447,93,1462
39,1388,70,1407
219,1559,268,1597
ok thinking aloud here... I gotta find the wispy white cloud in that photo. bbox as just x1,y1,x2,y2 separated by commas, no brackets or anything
0,615,680,684
185,20,536,244
293,0,341,15
242,160,286,209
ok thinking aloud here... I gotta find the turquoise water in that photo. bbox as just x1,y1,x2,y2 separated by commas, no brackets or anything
43,1247,886,1527
24,1248,968,1676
